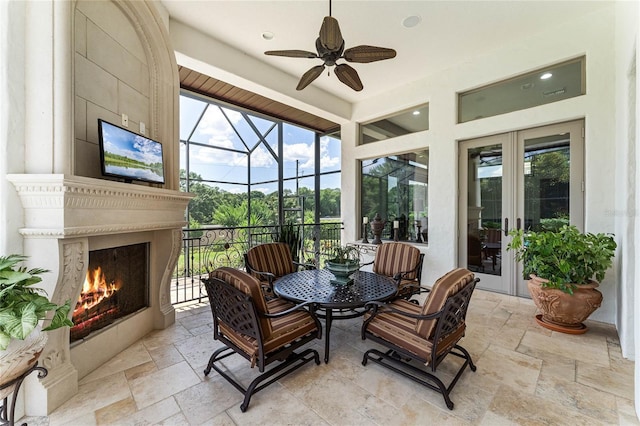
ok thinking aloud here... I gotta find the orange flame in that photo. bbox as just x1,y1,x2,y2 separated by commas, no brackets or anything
73,266,120,314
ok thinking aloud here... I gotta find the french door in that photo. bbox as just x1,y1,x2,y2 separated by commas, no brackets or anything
458,120,584,296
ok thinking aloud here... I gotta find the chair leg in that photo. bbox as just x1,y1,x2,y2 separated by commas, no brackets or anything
362,345,475,410
205,346,320,412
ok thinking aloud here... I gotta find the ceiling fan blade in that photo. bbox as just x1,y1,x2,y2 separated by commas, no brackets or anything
265,50,318,59
343,45,397,63
335,64,363,91
296,65,325,90
319,16,343,51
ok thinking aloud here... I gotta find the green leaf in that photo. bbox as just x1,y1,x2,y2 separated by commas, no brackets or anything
2,302,38,339
43,301,73,331
0,330,10,350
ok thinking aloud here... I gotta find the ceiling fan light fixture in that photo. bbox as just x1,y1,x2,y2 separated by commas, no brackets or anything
264,0,397,91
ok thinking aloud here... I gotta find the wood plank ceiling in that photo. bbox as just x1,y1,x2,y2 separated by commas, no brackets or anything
178,66,339,134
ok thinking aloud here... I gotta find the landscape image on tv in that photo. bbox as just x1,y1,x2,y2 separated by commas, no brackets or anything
99,120,165,184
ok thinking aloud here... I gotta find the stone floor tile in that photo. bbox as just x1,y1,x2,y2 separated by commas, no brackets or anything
174,331,226,370
518,329,610,367
48,372,130,425
487,385,607,425
577,361,634,399
174,379,243,424
129,361,201,409
124,360,158,381
94,396,137,425
473,344,542,394
34,289,639,426
535,371,618,423
148,344,187,370
79,341,152,385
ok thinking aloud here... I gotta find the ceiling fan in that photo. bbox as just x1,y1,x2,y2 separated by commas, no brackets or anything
264,0,396,92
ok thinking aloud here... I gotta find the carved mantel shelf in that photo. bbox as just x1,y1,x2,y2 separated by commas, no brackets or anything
7,174,193,238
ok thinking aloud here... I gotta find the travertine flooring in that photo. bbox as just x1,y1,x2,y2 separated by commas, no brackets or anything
23,290,639,425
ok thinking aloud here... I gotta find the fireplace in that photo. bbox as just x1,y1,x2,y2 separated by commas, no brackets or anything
71,243,149,343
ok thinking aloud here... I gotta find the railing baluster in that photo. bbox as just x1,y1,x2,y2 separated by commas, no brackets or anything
171,222,344,305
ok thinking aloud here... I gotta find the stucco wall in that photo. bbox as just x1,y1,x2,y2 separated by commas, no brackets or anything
344,5,619,323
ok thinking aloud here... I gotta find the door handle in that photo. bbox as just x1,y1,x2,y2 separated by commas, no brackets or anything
517,218,521,230
504,218,508,236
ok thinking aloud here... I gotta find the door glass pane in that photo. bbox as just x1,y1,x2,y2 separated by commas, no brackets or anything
467,144,502,276
523,135,570,232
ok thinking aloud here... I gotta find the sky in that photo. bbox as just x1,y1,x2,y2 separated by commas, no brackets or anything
101,121,163,165
179,95,341,194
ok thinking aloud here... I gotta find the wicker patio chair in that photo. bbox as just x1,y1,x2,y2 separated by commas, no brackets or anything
361,268,479,410
202,267,321,412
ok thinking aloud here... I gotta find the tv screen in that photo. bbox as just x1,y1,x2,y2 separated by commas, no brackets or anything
98,119,165,184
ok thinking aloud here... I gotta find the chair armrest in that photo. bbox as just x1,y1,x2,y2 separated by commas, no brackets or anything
398,282,431,294
247,269,277,283
364,301,442,321
262,300,317,318
261,301,323,339
293,261,316,271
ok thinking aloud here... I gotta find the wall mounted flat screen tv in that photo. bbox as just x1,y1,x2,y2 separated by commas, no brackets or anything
98,119,165,184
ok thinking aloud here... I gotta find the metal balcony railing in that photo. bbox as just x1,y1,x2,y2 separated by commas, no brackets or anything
171,222,343,305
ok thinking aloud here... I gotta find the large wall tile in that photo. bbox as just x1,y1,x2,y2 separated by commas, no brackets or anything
76,0,147,64
75,53,118,113
87,20,149,97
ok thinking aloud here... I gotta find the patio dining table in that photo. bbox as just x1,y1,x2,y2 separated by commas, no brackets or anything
273,268,397,363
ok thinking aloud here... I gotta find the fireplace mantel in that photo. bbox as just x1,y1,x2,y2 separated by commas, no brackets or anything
7,174,192,237
6,173,192,414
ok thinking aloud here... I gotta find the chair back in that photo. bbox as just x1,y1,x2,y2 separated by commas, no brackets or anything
373,242,423,281
245,242,297,280
207,267,273,339
415,268,476,339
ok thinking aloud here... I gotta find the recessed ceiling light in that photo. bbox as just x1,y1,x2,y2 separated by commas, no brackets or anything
262,31,274,40
412,111,420,116
402,15,421,28
540,72,553,80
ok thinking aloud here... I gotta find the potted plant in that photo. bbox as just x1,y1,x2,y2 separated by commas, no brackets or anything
325,245,361,285
0,254,73,393
507,225,616,334
274,222,302,262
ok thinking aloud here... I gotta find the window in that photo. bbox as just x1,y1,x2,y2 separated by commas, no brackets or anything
179,92,341,229
359,104,429,145
458,57,585,123
361,150,429,243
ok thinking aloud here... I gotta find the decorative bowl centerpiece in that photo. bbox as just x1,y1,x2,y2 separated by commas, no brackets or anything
325,246,361,285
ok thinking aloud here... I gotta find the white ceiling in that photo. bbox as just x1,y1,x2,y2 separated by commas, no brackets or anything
160,0,612,105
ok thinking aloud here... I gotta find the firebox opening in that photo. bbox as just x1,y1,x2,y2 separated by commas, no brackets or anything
70,243,149,343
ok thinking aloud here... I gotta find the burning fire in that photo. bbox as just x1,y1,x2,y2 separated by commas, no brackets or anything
73,266,120,314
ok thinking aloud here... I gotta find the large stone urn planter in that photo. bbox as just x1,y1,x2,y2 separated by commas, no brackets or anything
528,275,602,334
0,327,47,400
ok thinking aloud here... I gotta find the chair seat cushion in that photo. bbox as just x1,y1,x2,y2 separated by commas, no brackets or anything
365,300,433,360
220,298,318,363
365,299,466,363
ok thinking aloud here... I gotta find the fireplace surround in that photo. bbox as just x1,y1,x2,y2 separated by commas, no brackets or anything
7,174,192,413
